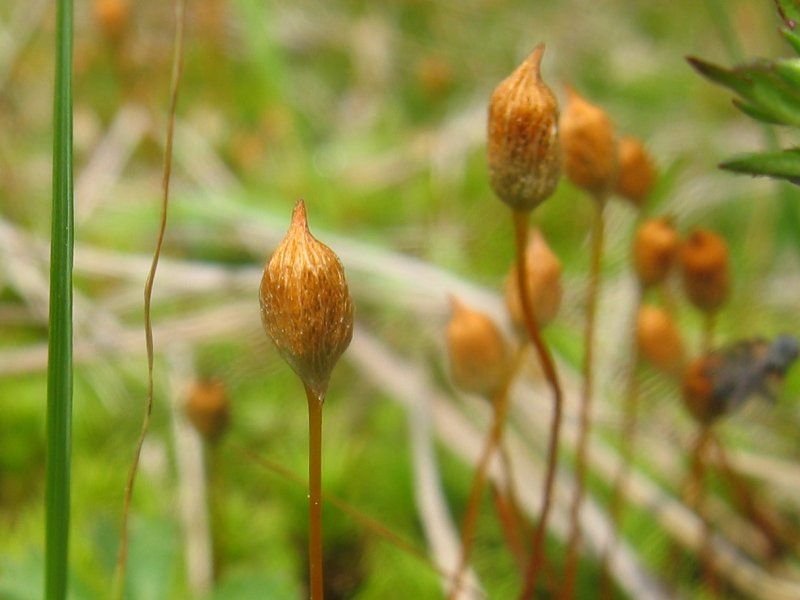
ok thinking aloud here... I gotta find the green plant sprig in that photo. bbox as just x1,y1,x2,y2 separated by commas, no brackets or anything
688,1,800,183
45,0,74,597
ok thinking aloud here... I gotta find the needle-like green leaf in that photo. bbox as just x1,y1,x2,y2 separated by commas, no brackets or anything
46,0,74,598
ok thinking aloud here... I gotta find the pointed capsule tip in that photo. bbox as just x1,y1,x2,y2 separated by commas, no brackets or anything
563,83,579,101
448,294,465,314
291,199,309,231
518,44,546,82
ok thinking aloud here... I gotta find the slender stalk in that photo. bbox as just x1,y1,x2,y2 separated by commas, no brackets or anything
207,442,225,579
46,0,74,596
598,286,643,599
305,384,325,600
234,446,487,596
688,424,719,596
113,1,187,596
710,433,794,559
701,312,716,354
491,485,527,574
514,210,565,600
561,199,606,599
448,347,523,599
493,441,529,574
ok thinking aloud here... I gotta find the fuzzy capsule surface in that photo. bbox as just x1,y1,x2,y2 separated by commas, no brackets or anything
615,136,656,207
259,200,354,399
637,305,685,375
504,228,563,332
446,297,509,397
680,229,730,313
560,86,618,199
633,217,679,287
184,378,230,442
487,44,561,212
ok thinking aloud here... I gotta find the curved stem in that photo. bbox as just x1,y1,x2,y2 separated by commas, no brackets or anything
113,1,187,597
702,312,716,354
598,286,643,599
689,424,719,596
710,433,795,559
236,445,488,597
449,348,523,599
514,211,565,600
561,200,605,600
497,439,529,572
306,385,326,600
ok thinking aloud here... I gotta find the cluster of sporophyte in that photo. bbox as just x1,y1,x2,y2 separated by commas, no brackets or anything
254,38,800,600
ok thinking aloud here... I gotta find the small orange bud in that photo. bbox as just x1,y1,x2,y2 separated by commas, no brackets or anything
259,200,354,399
680,229,730,313
559,86,618,199
184,379,230,442
681,355,725,424
637,305,685,374
94,0,130,41
446,297,510,397
615,136,657,207
504,229,563,331
633,217,680,287
487,44,561,212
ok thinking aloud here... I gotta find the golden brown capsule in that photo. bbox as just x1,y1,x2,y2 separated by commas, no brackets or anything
637,305,685,375
682,355,722,424
559,86,618,199
446,297,510,397
504,229,563,332
633,217,680,287
680,229,730,313
259,200,354,399
184,378,230,442
94,0,130,41
615,136,657,207
487,44,561,212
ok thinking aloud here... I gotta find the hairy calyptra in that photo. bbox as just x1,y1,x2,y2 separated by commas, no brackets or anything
259,200,354,400
504,228,563,332
446,296,510,397
633,217,680,287
560,86,618,199
615,136,657,207
487,44,561,212
680,229,730,314
636,305,685,375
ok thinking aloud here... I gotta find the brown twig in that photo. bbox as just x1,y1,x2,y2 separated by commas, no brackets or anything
561,199,606,599
514,211,565,600
112,1,187,596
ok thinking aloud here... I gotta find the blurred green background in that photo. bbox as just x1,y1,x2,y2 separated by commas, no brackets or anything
2,0,800,598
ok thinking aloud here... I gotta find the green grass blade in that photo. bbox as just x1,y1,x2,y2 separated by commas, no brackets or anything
45,0,74,598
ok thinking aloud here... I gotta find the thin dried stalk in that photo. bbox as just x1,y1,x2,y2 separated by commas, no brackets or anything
562,199,606,599
449,347,525,599
305,384,325,599
113,1,187,596
513,212,565,600
598,286,643,599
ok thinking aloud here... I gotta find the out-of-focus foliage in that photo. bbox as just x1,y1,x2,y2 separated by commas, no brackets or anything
690,0,800,183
